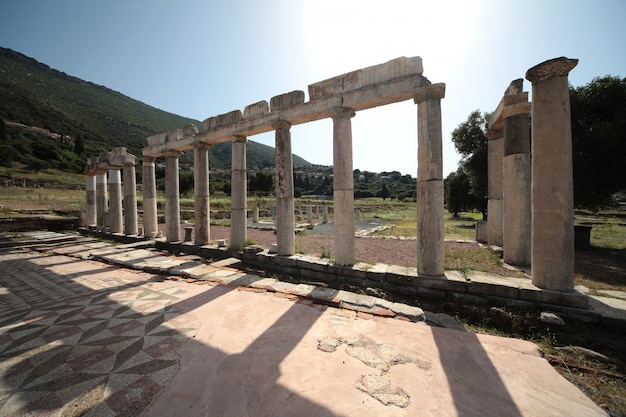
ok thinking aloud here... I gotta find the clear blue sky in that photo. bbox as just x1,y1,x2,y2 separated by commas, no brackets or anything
1,0,624,176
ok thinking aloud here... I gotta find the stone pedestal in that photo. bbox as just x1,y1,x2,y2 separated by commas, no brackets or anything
503,113,531,265
487,130,504,247
142,156,158,239
95,170,108,230
123,162,138,235
194,143,211,245
165,151,182,242
414,85,445,277
108,169,123,234
231,136,247,250
85,174,96,227
526,57,578,292
274,121,295,256
332,108,356,266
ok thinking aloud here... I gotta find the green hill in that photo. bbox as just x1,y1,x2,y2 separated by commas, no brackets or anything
0,47,310,173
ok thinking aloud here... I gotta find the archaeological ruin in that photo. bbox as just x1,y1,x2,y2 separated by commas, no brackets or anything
83,56,583,307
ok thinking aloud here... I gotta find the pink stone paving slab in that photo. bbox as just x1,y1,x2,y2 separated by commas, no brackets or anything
143,287,606,417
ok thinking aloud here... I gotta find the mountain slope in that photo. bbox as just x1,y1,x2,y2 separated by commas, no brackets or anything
0,47,310,171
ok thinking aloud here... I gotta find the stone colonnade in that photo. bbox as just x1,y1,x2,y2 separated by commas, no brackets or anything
85,148,137,235
486,57,577,292
135,56,446,275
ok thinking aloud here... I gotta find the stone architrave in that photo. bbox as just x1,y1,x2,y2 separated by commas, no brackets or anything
194,143,211,245
231,136,247,250
273,120,295,256
331,107,356,266
85,167,97,227
122,161,138,236
108,168,123,234
165,150,182,242
526,57,578,292
414,84,446,277
142,156,158,238
486,130,504,248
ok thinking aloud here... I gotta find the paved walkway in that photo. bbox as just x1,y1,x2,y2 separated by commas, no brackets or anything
0,232,610,416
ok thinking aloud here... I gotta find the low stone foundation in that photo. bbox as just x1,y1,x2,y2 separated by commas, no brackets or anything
78,228,589,314
0,216,79,232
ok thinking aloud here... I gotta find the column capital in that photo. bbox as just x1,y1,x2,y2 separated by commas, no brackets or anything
232,135,247,143
525,57,578,84
272,119,291,130
485,129,503,140
193,142,212,150
164,150,182,158
413,83,446,104
142,155,156,164
330,107,355,121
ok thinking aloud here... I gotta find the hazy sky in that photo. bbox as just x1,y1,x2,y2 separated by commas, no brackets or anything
1,0,624,176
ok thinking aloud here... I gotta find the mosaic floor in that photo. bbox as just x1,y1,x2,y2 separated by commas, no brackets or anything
0,250,199,417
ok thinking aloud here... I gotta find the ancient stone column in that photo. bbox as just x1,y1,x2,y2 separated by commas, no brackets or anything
85,169,96,227
414,84,446,277
503,109,531,266
231,136,247,250
273,120,295,256
122,160,138,236
95,168,108,230
164,150,182,242
486,130,504,248
331,107,356,266
322,205,329,224
108,168,123,234
306,206,313,224
142,156,158,239
526,57,578,291
194,143,211,245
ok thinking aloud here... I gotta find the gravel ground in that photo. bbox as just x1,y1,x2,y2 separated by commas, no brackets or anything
207,225,476,267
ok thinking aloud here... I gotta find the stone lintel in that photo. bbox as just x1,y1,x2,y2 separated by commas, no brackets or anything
244,101,269,119
526,57,578,84
308,56,423,100
142,64,436,157
146,132,167,147
183,124,199,136
413,83,446,104
489,92,529,131
270,91,305,112
109,147,136,167
167,128,184,141
203,110,243,131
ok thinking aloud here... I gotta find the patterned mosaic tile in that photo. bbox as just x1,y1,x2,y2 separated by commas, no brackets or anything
0,250,200,416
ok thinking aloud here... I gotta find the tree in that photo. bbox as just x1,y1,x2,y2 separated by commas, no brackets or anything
450,110,489,218
445,167,474,217
379,183,390,201
74,133,85,155
571,76,626,211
